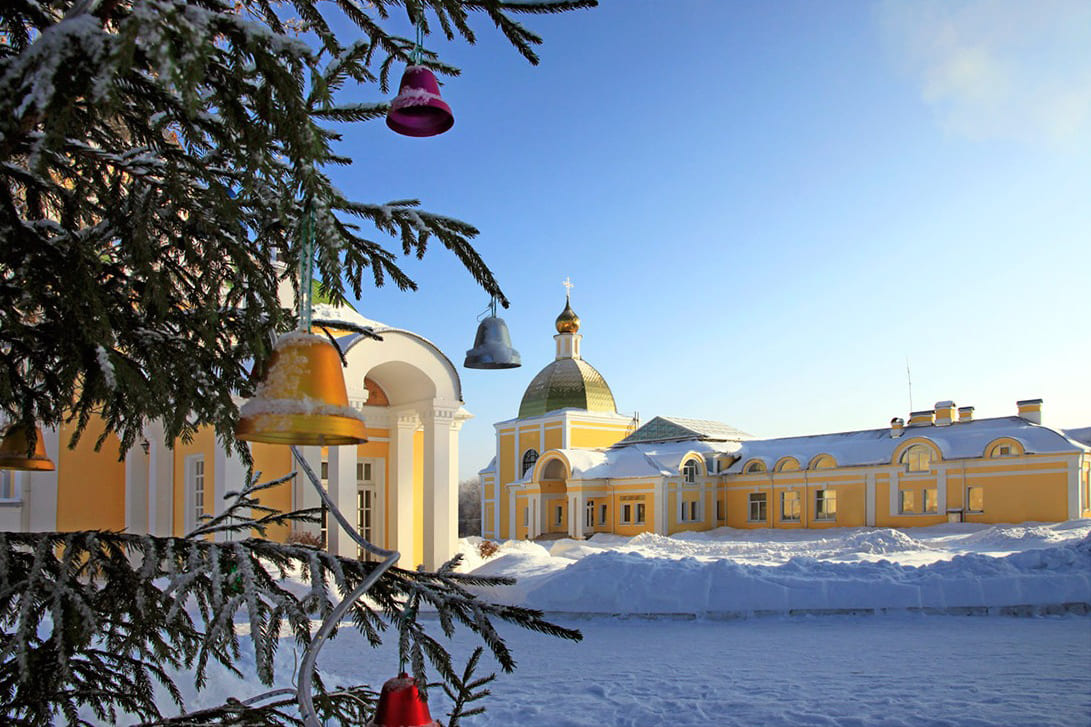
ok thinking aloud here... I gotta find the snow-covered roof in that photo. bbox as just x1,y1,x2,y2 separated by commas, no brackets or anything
311,301,386,331
1064,427,1091,447
526,440,744,482
725,416,1089,472
619,416,753,445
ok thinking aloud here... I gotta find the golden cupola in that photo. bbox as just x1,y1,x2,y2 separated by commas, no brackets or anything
518,293,617,419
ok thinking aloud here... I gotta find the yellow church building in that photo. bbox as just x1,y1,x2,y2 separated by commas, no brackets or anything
480,297,1091,541
0,293,469,570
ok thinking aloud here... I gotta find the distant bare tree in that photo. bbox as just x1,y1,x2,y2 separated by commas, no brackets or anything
459,478,482,537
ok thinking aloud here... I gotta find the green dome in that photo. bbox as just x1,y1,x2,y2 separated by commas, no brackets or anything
518,358,617,418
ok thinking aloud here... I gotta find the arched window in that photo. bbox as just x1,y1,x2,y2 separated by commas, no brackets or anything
521,449,539,477
744,460,766,474
900,444,933,472
986,439,1023,458
810,454,836,470
775,457,800,472
682,458,700,484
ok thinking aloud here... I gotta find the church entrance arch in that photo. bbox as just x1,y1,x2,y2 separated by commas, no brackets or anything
537,457,569,536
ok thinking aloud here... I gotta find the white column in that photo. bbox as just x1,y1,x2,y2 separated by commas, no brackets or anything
145,420,174,536
328,444,358,557
389,411,418,566
936,468,947,514
124,444,150,535
570,486,585,539
865,472,876,527
654,479,667,534
888,470,900,518
1067,457,1081,519
423,405,458,570
24,425,59,532
214,444,248,541
294,445,323,539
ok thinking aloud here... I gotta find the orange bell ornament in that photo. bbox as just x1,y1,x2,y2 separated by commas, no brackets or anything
0,423,56,472
235,332,367,446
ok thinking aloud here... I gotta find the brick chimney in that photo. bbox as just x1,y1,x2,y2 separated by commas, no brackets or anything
934,401,956,427
908,410,934,427
958,406,974,423
890,417,904,438
1017,398,1043,425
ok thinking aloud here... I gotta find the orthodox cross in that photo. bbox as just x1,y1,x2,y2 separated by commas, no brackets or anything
562,276,573,301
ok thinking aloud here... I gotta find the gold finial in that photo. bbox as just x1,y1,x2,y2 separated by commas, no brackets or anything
555,277,580,333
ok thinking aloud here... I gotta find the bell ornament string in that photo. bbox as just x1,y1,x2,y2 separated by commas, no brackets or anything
291,445,401,727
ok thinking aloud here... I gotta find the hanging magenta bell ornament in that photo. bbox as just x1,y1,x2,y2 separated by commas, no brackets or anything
386,65,454,137
366,673,440,727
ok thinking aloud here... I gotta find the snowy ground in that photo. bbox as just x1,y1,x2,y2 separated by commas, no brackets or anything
163,521,1091,727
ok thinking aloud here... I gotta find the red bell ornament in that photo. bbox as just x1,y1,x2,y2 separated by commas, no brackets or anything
386,65,454,137
366,673,440,727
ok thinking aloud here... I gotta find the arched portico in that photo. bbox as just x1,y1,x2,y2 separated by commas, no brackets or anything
299,329,467,570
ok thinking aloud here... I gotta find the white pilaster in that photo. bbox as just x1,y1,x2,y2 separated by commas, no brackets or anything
570,486,585,539
25,425,59,532
328,444,358,557
865,473,876,527
294,445,323,538
654,479,667,534
390,411,418,566
888,470,900,517
124,444,150,535
1068,456,1081,519
145,420,174,536
214,444,248,541
423,405,458,570
936,468,947,514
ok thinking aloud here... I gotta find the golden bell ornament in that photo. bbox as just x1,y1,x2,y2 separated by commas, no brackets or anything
0,423,56,472
235,332,367,446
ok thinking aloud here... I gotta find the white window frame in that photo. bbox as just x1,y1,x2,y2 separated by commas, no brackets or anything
682,459,699,484
966,486,984,513
899,489,916,514
748,492,767,522
185,454,206,532
781,490,801,522
521,449,539,477
599,503,608,525
814,489,836,521
555,504,563,526
923,487,938,513
635,502,646,524
585,499,595,528
622,503,632,524
0,470,18,501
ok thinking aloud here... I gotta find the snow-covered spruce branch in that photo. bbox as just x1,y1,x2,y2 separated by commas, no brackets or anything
0,472,581,725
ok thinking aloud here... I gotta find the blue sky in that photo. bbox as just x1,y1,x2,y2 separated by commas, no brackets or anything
328,1,1091,480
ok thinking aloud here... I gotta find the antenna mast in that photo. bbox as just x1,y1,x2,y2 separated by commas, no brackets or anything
905,356,914,412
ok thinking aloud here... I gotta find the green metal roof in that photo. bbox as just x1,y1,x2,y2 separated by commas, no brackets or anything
518,358,617,418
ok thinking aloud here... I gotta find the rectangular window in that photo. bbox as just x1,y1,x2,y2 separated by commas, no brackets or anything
815,489,836,521
555,505,563,526
900,489,916,514
320,460,329,481
967,486,984,513
600,503,608,524
357,489,374,560
0,471,14,500
748,492,767,522
781,490,801,521
585,500,595,528
523,506,530,527
188,455,205,529
622,503,632,523
923,488,938,513
357,461,373,482
636,503,646,524
320,506,328,549
716,499,724,521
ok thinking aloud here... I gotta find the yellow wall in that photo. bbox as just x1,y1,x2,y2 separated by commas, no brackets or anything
544,425,563,451
250,442,293,541
569,422,630,449
56,417,126,532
